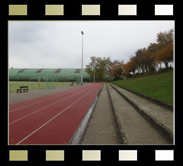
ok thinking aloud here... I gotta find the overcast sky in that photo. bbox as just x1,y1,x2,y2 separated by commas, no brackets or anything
8,21,174,69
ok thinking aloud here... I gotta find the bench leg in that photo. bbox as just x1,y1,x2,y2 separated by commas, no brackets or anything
17,89,22,93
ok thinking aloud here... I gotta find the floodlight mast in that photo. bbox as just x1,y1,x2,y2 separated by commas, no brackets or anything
81,31,84,85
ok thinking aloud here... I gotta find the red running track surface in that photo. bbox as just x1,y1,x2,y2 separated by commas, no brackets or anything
9,83,103,145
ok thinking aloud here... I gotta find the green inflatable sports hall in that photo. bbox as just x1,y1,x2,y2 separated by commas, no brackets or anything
9,68,113,82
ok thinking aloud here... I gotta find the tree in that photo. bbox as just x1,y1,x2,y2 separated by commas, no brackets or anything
155,43,173,68
135,48,147,73
123,56,136,77
85,56,97,80
108,60,124,80
155,29,173,68
157,29,173,44
96,57,111,80
85,56,111,81
121,28,173,79
145,43,159,72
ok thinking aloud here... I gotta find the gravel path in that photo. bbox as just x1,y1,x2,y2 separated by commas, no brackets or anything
81,84,123,144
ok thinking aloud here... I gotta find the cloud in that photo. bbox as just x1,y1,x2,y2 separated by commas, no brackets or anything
8,21,174,68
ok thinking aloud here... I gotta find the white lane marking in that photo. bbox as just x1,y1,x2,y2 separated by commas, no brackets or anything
9,85,97,125
16,86,99,145
10,84,93,113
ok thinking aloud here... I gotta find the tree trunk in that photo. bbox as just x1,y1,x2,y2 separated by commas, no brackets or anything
164,61,169,68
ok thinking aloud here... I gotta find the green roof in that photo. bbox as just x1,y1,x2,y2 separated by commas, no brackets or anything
9,68,114,81
9,68,91,81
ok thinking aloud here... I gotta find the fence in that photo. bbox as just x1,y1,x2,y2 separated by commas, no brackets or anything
9,81,73,93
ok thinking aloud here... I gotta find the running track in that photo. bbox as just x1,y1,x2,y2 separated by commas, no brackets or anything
9,83,103,145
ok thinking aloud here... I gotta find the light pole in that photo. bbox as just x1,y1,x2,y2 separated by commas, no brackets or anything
81,31,84,85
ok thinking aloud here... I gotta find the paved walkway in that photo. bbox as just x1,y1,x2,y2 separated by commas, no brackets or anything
107,84,171,145
111,84,173,139
81,84,123,144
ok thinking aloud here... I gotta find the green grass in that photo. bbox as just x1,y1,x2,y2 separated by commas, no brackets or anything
9,81,72,93
113,70,173,105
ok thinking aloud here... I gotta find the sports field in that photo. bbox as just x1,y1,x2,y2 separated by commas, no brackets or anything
9,81,74,93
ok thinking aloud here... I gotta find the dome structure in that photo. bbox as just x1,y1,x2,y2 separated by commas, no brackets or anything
9,68,113,82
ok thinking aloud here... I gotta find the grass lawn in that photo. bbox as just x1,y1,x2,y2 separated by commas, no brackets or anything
9,81,72,93
113,70,173,105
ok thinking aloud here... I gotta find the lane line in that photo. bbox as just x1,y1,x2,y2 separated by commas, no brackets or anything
16,86,99,145
9,85,98,125
10,84,94,112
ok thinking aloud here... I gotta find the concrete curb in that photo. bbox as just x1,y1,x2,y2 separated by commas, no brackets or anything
109,83,173,144
69,84,103,144
113,83,173,111
106,83,128,144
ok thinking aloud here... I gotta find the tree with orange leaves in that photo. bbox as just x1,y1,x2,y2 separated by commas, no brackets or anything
123,56,136,77
108,60,124,80
155,29,173,68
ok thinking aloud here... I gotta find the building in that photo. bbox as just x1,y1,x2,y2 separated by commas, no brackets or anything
9,68,113,82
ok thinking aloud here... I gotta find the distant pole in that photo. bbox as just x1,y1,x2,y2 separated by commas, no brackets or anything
38,77,40,90
81,31,84,85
